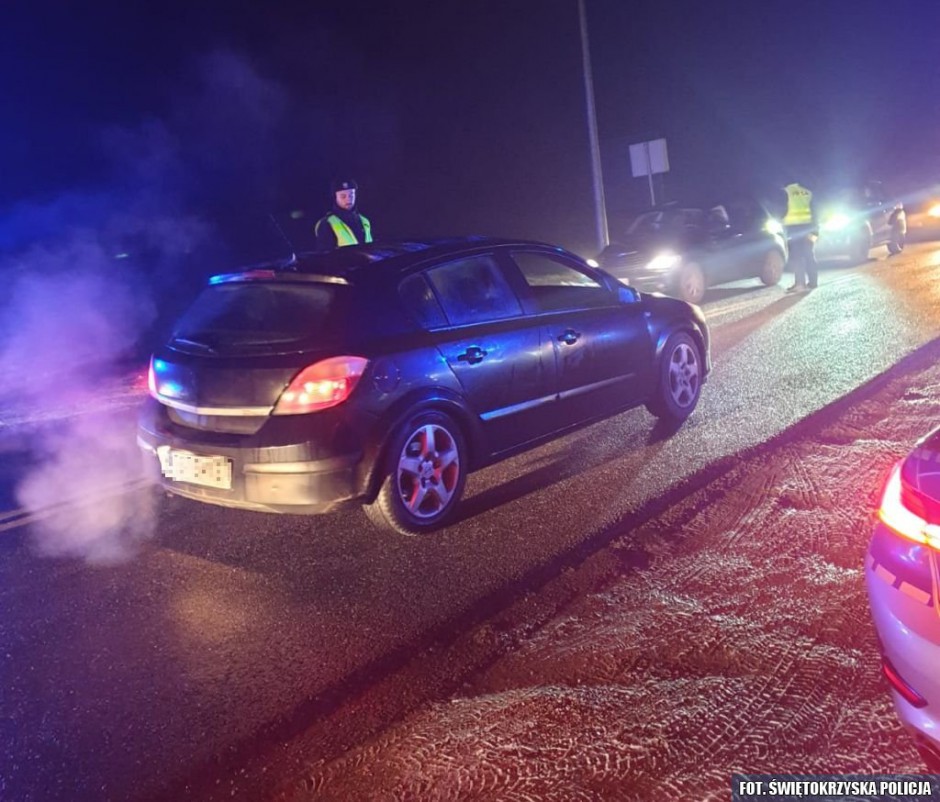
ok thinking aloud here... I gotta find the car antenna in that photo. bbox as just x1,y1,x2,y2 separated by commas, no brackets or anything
268,212,298,269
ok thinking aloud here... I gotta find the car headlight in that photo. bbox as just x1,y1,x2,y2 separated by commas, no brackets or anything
764,218,784,236
928,203,940,218
645,252,680,271
821,212,851,231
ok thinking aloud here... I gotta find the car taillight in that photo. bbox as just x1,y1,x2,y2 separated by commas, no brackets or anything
272,356,368,415
881,654,928,708
878,461,940,549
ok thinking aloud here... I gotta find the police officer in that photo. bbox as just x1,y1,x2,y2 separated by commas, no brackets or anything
315,178,373,250
782,181,818,292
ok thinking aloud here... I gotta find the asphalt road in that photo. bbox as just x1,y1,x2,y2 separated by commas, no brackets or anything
299,286,940,802
2,242,940,801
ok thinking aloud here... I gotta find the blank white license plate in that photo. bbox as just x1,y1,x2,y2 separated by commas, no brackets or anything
158,448,233,490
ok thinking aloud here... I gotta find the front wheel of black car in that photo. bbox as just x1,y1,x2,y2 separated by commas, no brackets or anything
365,411,468,536
645,331,703,423
759,249,785,286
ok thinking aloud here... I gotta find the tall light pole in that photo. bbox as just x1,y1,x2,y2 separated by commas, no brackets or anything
578,0,608,252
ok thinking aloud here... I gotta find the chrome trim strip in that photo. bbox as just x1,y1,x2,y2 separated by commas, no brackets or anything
154,394,272,417
558,375,631,401
244,455,359,474
479,373,635,421
480,393,557,421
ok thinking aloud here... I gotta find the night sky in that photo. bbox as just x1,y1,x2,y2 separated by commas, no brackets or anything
2,0,938,262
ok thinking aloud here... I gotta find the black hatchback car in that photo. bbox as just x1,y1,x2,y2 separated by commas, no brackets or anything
138,238,710,535
596,199,788,304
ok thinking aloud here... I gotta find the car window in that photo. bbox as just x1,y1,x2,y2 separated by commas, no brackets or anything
626,210,663,235
171,281,348,351
626,208,704,236
510,251,610,312
398,273,448,330
725,198,764,231
426,255,523,326
831,186,883,208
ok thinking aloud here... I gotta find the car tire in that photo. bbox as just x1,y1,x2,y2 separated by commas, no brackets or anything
645,331,703,423
759,248,785,286
887,227,905,255
675,261,705,304
364,410,467,536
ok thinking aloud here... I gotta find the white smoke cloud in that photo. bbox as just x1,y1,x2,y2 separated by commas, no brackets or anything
0,238,160,560
0,48,308,562
15,412,156,563
0,241,154,386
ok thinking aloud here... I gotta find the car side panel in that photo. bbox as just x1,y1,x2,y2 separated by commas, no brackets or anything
541,303,653,426
434,318,558,454
694,232,742,285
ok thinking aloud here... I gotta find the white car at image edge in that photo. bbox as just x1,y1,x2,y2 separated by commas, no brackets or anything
867,423,940,770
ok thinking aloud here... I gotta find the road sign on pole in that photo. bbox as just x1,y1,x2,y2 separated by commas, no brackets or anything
629,138,669,207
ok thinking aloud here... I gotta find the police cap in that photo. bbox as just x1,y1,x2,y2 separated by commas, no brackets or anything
331,178,358,193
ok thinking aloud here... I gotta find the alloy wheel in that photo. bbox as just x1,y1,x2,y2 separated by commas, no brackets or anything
667,342,700,408
395,423,461,519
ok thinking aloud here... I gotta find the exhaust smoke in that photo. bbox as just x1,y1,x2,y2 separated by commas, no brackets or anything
0,48,307,561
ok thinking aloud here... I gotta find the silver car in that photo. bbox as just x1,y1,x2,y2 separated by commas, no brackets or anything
866,424,940,769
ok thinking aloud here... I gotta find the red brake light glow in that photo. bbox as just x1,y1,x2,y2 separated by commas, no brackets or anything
273,356,368,415
881,654,928,708
878,460,940,549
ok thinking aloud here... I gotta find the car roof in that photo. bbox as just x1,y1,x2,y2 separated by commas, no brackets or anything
213,237,582,283
635,203,705,214
637,195,769,211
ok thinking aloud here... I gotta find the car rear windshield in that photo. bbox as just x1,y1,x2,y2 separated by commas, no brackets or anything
170,280,349,352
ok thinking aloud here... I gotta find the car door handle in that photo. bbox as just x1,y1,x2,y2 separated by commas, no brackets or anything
457,346,487,364
557,329,581,345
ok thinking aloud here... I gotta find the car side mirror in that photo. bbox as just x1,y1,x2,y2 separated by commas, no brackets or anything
617,284,639,304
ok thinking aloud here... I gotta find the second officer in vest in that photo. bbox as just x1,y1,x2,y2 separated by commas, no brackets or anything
782,181,818,292
315,178,373,250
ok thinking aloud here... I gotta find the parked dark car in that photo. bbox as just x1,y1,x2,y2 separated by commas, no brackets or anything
595,199,788,305
815,181,907,262
138,238,711,535
867,424,940,770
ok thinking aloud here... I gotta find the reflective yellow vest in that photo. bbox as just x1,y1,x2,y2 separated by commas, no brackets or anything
783,183,813,226
324,213,372,247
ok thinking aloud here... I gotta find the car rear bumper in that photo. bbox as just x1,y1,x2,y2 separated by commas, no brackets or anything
865,522,940,756
137,398,366,514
